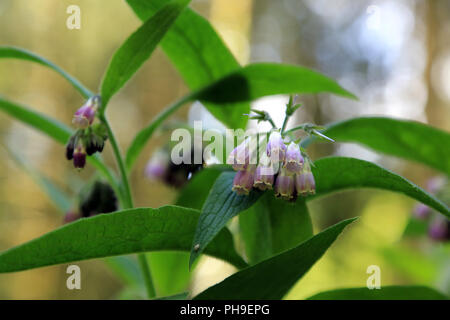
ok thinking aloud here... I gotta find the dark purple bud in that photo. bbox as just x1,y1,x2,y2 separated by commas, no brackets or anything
65,135,76,160
73,145,86,169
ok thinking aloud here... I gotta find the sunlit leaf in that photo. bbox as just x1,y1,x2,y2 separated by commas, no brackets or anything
100,0,191,108
0,46,93,98
0,206,247,273
194,218,356,300
304,117,450,175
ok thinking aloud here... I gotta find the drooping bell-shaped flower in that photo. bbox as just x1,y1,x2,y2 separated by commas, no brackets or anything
232,166,255,195
285,142,304,174
295,161,315,196
227,138,251,171
253,165,274,191
266,131,286,163
274,168,295,200
73,144,86,169
72,96,101,129
145,150,169,180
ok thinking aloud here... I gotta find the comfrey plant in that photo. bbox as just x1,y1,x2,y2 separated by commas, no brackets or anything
0,0,449,301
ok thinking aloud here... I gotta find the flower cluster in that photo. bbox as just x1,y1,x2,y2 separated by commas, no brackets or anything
228,131,315,200
65,96,108,169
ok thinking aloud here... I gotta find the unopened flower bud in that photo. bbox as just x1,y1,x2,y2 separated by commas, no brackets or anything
253,165,274,191
145,150,169,180
80,181,118,217
274,168,295,200
266,131,286,163
73,145,86,169
232,166,255,195
285,142,304,174
72,96,100,129
65,135,76,160
295,161,316,196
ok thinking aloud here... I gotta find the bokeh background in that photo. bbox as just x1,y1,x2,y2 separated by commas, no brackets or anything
0,0,449,299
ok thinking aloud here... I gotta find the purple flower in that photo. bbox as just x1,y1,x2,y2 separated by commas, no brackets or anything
232,167,255,195
72,96,100,129
253,165,274,191
413,203,430,220
295,162,315,196
145,151,169,180
73,145,86,169
285,142,304,174
227,139,250,171
266,131,286,163
428,218,449,241
274,169,294,200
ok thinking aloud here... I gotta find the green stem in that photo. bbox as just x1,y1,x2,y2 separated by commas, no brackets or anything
283,124,306,135
99,113,156,299
280,115,289,135
268,118,277,129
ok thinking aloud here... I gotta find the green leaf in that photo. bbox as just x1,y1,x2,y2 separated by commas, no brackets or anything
194,218,357,300
176,167,225,210
306,117,450,175
306,286,448,300
126,0,247,129
0,206,247,273
0,46,93,98
125,63,355,171
0,96,72,144
100,0,191,108
195,63,357,104
240,194,313,264
189,172,264,267
310,157,450,219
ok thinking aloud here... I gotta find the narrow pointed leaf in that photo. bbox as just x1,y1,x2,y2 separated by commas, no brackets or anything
194,218,357,300
305,117,450,175
0,46,93,98
310,157,449,218
189,172,264,267
307,286,448,300
126,0,247,129
0,206,247,273
100,0,190,108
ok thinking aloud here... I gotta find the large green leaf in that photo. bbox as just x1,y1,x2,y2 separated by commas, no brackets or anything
0,46,93,98
125,63,355,171
100,0,190,108
304,117,450,175
0,96,119,193
194,218,356,300
0,206,247,273
310,157,450,218
240,194,313,264
126,0,247,129
189,172,264,267
307,286,448,300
